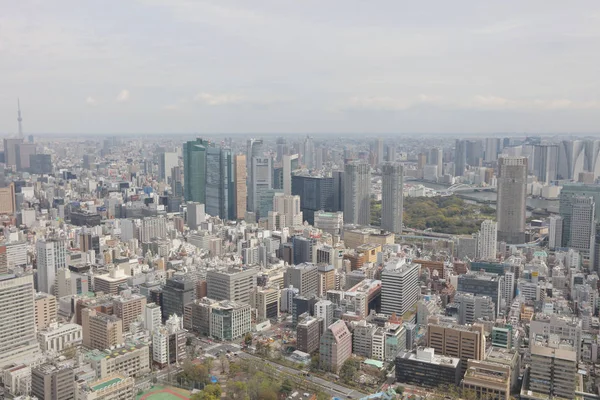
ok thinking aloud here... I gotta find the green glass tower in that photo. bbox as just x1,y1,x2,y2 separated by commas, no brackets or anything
183,138,209,203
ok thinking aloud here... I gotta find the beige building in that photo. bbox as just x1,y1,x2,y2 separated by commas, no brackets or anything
526,345,577,400
113,293,146,332
35,292,57,330
234,154,247,220
343,228,394,250
253,287,280,322
0,183,16,215
77,374,135,400
427,320,486,373
0,275,41,369
85,343,150,379
94,268,128,295
82,308,124,350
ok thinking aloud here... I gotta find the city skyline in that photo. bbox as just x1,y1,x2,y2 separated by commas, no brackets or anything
2,1,600,135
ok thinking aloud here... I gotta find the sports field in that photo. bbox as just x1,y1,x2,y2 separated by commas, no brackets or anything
137,385,190,400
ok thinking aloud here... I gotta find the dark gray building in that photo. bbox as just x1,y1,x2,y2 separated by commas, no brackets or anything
162,275,195,321
291,175,335,224
29,154,53,175
457,271,502,314
395,348,461,388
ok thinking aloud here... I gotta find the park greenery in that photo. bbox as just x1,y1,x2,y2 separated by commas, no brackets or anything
371,195,496,235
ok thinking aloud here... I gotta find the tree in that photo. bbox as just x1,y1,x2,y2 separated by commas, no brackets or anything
339,358,360,384
191,384,222,400
310,354,320,371
395,385,405,395
220,353,230,374
279,378,293,396
244,332,253,346
229,381,249,400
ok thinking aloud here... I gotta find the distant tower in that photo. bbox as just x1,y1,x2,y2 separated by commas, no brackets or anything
17,98,23,138
381,162,404,234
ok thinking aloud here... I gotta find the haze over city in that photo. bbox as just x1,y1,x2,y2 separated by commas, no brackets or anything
2,1,600,135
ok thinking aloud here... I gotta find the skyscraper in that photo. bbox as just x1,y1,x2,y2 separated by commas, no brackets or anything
496,156,527,244
381,163,404,234
478,220,497,261
0,274,40,369
205,146,234,219
428,147,443,177
343,161,371,226
559,183,600,246
569,196,595,264
380,259,420,317
36,237,67,294
533,144,559,184
548,215,563,250
183,138,209,203
376,138,384,165
291,174,335,224
454,139,467,177
247,138,264,213
159,152,178,183
303,135,315,169
233,154,247,220
282,153,299,195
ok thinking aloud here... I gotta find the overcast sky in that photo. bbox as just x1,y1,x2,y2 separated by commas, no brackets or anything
1,1,600,135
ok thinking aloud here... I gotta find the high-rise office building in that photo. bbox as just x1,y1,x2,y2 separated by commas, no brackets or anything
376,138,384,165
548,215,563,250
343,161,371,225
16,142,36,171
457,271,503,314
272,193,303,228
484,138,500,162
0,182,16,215
31,364,75,400
284,263,319,297
319,320,352,373
205,146,235,219
246,138,265,213
477,220,497,261
559,184,600,246
496,156,527,244
186,202,206,230
234,154,247,220
249,156,273,219
3,138,23,168
0,274,40,369
427,321,486,374
283,154,299,196
380,259,420,317
381,163,403,234
454,139,467,177
140,217,167,242
428,147,443,177
206,268,257,305
533,144,559,184
291,174,335,225
113,293,147,333
569,196,595,264
159,151,178,183
529,345,577,399
81,309,124,350
303,135,315,169
28,152,51,175
171,166,184,198
183,138,209,203
162,275,195,320
36,237,67,294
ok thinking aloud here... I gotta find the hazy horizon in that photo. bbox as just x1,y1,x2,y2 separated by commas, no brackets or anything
2,1,600,135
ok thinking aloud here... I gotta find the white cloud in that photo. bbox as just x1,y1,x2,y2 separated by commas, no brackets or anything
85,96,97,106
116,89,130,102
346,94,445,111
163,104,179,110
470,95,600,110
194,92,245,106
